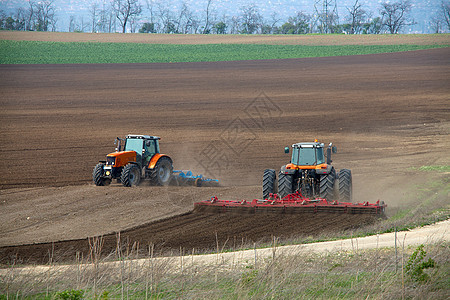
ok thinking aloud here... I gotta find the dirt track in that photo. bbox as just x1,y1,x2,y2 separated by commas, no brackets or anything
0,48,449,263
2,31,449,45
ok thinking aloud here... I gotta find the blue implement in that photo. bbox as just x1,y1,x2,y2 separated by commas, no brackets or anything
171,170,219,187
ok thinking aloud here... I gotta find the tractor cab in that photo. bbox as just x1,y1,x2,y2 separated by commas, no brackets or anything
284,142,337,167
289,142,325,166
120,135,160,167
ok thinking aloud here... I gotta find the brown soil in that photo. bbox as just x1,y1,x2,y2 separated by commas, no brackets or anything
0,48,449,264
0,211,378,265
1,31,449,45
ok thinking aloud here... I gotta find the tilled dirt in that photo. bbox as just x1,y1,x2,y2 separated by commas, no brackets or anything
0,47,449,264
0,211,378,265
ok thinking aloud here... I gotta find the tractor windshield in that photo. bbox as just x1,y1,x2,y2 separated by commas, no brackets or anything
124,138,144,153
292,146,325,166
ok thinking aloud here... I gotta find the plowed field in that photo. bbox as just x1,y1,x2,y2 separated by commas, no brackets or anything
0,212,378,265
0,47,449,264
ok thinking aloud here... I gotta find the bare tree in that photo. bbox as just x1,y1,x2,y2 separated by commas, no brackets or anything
314,0,339,33
265,12,281,34
379,0,414,34
14,7,27,31
429,15,443,33
69,15,76,32
156,2,173,33
229,15,240,34
129,14,140,33
190,17,201,34
346,0,368,34
80,16,88,32
112,0,142,33
144,0,158,32
203,0,214,34
89,3,99,33
0,10,5,29
180,4,199,34
145,0,155,24
33,0,56,31
240,4,262,34
174,2,188,33
96,4,111,33
441,0,450,30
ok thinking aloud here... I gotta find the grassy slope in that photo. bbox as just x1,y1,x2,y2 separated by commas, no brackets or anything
0,40,448,64
3,243,449,299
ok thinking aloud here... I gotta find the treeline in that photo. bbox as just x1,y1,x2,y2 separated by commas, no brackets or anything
0,1,57,32
1,0,449,34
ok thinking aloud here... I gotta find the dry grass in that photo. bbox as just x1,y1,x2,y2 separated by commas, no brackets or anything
1,31,449,45
1,238,448,299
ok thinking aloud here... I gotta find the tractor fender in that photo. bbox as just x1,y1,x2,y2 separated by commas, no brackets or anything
148,154,172,170
280,165,296,175
315,165,334,175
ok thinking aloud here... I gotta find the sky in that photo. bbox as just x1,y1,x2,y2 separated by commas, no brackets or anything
0,0,445,33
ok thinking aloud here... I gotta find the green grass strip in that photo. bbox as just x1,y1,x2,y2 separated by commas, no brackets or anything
418,165,450,172
0,40,447,64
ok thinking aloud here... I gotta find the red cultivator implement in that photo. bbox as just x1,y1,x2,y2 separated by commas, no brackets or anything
194,191,386,215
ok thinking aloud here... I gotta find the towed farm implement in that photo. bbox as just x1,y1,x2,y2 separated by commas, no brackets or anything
194,191,386,215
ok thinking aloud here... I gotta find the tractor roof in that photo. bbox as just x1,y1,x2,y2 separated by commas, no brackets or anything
126,134,161,140
292,142,324,148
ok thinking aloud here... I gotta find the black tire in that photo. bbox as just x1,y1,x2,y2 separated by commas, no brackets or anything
277,172,293,198
338,169,352,202
263,169,277,199
150,157,173,186
93,163,109,186
121,164,141,187
319,168,336,200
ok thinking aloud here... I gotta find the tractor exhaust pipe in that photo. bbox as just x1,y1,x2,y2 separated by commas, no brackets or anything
327,143,337,165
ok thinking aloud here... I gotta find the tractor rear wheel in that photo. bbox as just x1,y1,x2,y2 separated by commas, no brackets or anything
121,164,141,187
319,169,336,200
93,163,110,186
338,169,352,202
150,157,173,186
263,169,277,199
278,172,293,198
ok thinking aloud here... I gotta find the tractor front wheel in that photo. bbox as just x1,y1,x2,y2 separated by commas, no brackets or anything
93,163,110,186
319,169,336,200
278,172,293,198
263,169,277,199
121,164,141,187
151,157,173,186
338,169,352,202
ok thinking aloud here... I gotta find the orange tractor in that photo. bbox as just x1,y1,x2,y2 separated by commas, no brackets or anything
263,141,352,201
93,135,173,187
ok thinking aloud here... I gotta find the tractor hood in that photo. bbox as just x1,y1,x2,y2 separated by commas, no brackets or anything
106,151,136,167
107,151,136,158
